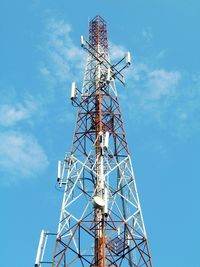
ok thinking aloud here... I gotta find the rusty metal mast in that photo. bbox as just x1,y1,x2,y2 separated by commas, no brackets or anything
35,15,153,267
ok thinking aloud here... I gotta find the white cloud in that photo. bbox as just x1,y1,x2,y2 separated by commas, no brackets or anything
0,96,39,127
125,62,150,82
40,18,85,86
0,88,49,184
0,104,29,126
147,69,181,100
0,131,49,183
120,60,200,139
124,61,181,104
109,42,126,61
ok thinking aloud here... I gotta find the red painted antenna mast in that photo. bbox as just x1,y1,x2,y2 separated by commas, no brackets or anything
89,16,108,53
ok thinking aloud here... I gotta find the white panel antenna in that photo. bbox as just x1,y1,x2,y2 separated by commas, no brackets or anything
126,51,131,65
80,35,85,47
35,230,45,267
70,82,77,100
104,131,109,149
57,160,61,181
104,186,108,215
106,67,111,84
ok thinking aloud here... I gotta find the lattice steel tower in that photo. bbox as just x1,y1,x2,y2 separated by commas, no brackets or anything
35,15,153,267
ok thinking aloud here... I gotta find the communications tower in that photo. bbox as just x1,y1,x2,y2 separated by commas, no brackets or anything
35,15,153,267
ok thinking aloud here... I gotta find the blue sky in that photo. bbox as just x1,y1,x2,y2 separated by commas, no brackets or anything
0,0,200,266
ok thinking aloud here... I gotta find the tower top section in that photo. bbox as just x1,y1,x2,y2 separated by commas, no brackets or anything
89,15,108,54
